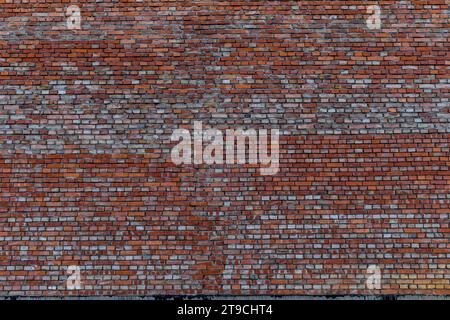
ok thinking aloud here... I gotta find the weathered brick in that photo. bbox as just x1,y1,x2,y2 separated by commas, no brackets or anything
0,0,448,297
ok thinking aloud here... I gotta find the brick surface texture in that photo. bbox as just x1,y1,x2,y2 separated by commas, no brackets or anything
0,0,448,297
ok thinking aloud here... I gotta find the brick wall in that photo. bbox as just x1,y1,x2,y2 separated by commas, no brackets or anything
0,0,448,296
